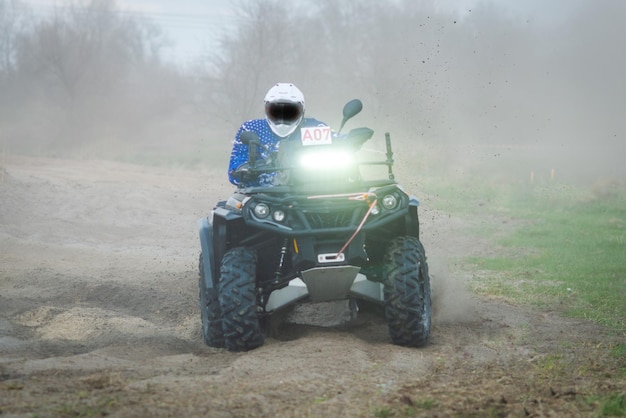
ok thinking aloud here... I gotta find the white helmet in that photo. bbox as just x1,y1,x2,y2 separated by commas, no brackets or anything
264,83,305,137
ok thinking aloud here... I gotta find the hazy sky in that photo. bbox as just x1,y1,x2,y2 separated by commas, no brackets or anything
117,0,237,64
23,0,581,66
24,0,237,64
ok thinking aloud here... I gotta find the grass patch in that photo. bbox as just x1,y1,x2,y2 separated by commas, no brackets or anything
611,344,626,378
372,406,394,418
586,393,626,417
426,178,626,334
600,393,626,417
53,395,117,417
612,343,626,359
371,397,437,417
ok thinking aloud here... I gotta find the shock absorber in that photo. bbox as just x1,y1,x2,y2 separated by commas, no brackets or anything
274,238,289,281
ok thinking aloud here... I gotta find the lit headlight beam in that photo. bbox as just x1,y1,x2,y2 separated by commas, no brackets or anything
298,150,355,170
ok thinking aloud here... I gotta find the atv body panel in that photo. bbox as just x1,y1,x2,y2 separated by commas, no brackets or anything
197,100,431,350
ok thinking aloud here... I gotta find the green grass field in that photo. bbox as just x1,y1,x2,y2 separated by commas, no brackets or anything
425,177,626,335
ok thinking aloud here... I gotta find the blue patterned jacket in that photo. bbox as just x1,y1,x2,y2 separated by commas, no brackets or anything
228,118,328,187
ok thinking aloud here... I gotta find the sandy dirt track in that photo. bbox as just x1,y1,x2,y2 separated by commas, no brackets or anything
0,156,623,417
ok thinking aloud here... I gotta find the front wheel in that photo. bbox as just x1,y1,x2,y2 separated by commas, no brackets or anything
199,253,225,348
218,247,264,351
383,236,431,347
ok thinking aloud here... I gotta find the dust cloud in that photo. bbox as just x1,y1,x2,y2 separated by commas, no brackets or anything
1,0,624,188
1,0,623,330
430,257,478,324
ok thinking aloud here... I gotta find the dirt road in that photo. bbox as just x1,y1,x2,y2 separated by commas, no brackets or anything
1,156,623,417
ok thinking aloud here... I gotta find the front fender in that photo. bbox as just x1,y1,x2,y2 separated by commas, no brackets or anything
407,195,420,238
198,217,215,289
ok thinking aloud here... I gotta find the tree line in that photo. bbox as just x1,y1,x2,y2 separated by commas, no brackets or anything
1,0,623,174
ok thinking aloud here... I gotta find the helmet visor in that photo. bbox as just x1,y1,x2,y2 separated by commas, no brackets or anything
265,101,303,126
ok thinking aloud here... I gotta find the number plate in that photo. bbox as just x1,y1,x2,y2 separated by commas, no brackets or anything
317,253,345,263
301,126,332,146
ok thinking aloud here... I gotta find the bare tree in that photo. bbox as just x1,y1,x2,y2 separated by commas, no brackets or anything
202,0,304,126
0,0,31,78
9,0,173,150
17,1,131,105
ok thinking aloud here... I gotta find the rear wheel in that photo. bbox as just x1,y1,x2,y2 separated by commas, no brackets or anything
218,247,264,351
198,253,225,348
383,236,431,347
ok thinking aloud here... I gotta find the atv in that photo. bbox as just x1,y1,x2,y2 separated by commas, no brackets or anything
198,99,431,351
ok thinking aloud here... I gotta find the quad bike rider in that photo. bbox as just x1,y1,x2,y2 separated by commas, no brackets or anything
198,83,431,351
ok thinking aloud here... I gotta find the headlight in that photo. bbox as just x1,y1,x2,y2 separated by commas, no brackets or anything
253,203,270,218
273,210,286,222
298,150,355,170
382,194,398,210
370,204,380,215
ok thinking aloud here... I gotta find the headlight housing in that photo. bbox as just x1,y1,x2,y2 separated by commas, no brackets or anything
253,203,270,218
381,194,398,210
273,210,286,222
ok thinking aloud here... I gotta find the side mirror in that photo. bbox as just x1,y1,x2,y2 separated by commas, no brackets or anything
338,99,363,134
343,99,363,120
240,131,261,166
